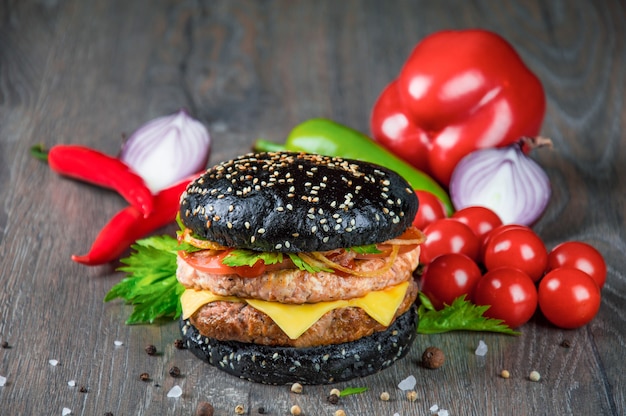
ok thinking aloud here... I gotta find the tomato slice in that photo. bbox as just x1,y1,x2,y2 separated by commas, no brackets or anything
179,249,268,278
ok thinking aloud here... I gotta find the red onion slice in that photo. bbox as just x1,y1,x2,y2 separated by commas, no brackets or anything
449,144,551,225
120,109,210,193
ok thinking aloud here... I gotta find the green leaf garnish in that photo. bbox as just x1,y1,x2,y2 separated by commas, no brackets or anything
340,386,369,397
417,293,520,335
347,244,381,254
105,235,186,325
288,253,334,273
223,249,284,267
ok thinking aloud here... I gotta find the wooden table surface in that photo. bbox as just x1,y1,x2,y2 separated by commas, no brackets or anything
1,1,624,415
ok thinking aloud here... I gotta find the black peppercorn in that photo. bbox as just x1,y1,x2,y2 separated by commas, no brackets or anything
327,393,340,404
422,346,445,369
79,386,88,393
195,401,214,416
145,345,157,355
104,413,114,416
174,339,186,349
1,341,9,349
560,339,571,348
257,407,266,414
169,366,181,378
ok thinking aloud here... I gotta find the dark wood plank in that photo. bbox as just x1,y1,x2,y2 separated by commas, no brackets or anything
0,0,624,415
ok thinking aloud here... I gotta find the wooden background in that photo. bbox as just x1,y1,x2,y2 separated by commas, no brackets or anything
1,1,624,415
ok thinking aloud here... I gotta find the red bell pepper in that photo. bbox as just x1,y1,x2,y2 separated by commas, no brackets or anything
370,29,545,187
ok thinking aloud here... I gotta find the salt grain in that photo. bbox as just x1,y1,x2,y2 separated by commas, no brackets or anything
0,375,6,386
67,380,76,387
430,404,439,412
114,340,123,347
438,410,449,416
49,359,59,366
62,408,72,415
397,375,416,391
167,385,183,398
475,340,488,356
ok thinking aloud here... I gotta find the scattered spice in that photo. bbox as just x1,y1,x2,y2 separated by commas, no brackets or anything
380,391,390,401
174,339,187,349
327,393,340,405
79,386,88,393
397,375,417,391
169,366,181,378
290,382,303,393
145,345,157,355
422,346,445,369
114,340,124,347
195,401,214,416
560,339,571,348
290,405,302,415
104,412,114,416
475,340,488,356
529,370,541,382
334,410,346,416
49,359,59,366
234,404,245,414
500,370,510,379
139,372,150,382
1,341,9,349
257,407,266,414
68,380,76,387
406,390,418,402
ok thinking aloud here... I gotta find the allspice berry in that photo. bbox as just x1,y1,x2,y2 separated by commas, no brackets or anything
422,346,445,369
195,401,215,416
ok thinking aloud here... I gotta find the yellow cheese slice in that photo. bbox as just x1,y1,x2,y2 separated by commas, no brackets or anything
180,281,409,340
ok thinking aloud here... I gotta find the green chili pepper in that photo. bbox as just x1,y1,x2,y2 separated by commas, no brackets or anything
254,118,453,215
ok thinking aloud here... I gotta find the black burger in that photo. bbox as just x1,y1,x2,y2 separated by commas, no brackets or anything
176,151,424,384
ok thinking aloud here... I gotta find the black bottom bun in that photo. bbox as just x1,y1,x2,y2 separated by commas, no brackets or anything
180,306,418,385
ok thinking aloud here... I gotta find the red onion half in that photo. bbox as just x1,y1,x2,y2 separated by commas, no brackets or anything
449,141,551,226
120,109,210,193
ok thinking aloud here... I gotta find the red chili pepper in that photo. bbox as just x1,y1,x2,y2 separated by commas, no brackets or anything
370,29,545,187
47,145,154,217
71,176,196,266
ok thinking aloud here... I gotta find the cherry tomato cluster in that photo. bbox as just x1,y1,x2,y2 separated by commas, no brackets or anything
414,192,606,329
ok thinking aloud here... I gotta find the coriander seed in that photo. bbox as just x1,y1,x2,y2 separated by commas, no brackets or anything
406,390,418,402
290,382,303,393
234,404,245,414
334,410,346,416
290,405,302,415
139,372,150,381
380,391,390,401
145,345,157,355
529,370,541,382
329,388,341,397
500,370,510,379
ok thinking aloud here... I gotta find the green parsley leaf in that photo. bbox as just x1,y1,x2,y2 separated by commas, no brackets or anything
417,293,520,335
104,235,185,325
223,249,284,267
340,386,369,397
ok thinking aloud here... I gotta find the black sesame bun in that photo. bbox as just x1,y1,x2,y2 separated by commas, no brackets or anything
180,306,418,385
179,152,418,252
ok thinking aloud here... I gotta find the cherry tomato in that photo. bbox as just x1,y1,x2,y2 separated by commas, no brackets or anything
547,241,607,288
421,218,480,264
420,253,482,310
413,190,447,230
472,267,538,328
538,267,601,328
482,227,547,282
479,224,530,262
451,206,502,240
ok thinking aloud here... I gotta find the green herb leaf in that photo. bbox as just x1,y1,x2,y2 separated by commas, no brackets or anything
288,253,334,273
417,293,520,335
105,235,185,325
340,386,369,397
347,244,381,254
223,249,284,267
